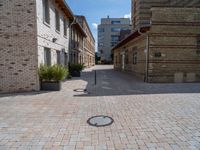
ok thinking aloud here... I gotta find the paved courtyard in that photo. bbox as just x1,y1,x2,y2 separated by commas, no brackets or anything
0,65,200,150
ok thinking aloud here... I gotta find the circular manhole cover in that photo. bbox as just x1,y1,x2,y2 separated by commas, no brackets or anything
87,115,114,127
74,89,87,92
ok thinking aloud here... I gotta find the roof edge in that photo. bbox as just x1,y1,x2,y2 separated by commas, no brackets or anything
112,26,150,50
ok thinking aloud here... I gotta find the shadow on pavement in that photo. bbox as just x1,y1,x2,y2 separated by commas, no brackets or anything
0,91,56,98
74,68,200,97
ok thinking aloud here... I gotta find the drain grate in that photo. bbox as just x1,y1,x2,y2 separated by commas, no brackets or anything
87,115,114,127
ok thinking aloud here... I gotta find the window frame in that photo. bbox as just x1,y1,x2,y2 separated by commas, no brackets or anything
44,47,51,66
98,28,104,33
111,35,120,42
111,21,121,24
55,9,60,33
111,27,121,32
43,0,50,25
63,18,67,37
133,52,137,65
56,50,61,65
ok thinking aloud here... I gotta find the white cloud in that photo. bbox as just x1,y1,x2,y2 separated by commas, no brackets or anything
124,12,131,19
92,23,98,29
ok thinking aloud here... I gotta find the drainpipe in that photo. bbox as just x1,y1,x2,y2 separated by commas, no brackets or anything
68,17,77,65
138,27,149,82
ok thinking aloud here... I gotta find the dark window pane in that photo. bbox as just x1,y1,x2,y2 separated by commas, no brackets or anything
98,28,104,32
64,19,67,36
56,51,61,64
133,52,137,64
111,21,121,24
44,47,51,66
43,0,50,24
55,9,60,31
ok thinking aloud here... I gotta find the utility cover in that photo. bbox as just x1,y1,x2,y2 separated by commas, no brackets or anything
87,115,114,127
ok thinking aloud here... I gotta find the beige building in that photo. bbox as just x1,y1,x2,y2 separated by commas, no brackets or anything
69,21,86,64
76,16,95,67
113,0,200,83
0,0,94,93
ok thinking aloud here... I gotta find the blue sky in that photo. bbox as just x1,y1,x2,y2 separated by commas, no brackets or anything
66,0,131,50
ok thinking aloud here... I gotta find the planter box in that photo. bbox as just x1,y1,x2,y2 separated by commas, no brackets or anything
41,81,61,91
70,71,81,77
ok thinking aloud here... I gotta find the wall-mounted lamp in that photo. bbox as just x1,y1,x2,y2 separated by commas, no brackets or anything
52,38,57,43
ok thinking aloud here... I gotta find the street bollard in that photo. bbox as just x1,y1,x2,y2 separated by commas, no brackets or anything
95,70,97,85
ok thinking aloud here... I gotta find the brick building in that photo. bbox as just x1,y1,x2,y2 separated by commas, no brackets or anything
76,16,95,67
0,0,94,93
113,0,200,83
69,20,86,65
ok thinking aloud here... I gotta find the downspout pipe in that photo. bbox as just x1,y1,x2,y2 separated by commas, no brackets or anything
137,26,149,82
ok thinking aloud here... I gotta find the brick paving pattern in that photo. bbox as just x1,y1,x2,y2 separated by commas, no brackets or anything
0,65,200,150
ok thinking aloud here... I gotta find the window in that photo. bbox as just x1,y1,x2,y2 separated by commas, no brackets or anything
197,35,200,55
197,35,200,48
111,21,121,24
125,51,129,64
43,0,50,24
44,47,51,66
63,19,67,36
111,42,117,47
56,51,61,64
64,52,68,66
111,35,119,42
155,52,161,58
111,28,121,32
98,28,104,33
98,35,104,40
133,52,137,64
55,9,60,32
98,43,104,47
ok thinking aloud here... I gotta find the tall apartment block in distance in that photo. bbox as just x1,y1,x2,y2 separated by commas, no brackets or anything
98,17,131,63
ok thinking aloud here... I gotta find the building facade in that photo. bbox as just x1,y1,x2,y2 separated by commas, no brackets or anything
69,21,86,65
131,0,200,29
113,0,200,83
76,16,95,67
98,17,131,63
0,0,94,93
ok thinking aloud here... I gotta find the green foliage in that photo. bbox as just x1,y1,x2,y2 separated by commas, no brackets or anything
38,64,68,81
67,74,72,79
69,64,84,72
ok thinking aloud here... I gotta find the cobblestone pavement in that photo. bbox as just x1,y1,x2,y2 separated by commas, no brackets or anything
0,65,200,150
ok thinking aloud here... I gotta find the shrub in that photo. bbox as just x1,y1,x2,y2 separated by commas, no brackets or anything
38,64,68,81
69,64,84,72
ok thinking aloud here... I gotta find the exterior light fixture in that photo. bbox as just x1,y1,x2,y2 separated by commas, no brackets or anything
52,38,57,43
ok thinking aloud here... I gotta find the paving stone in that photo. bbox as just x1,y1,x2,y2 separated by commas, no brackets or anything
0,65,200,150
